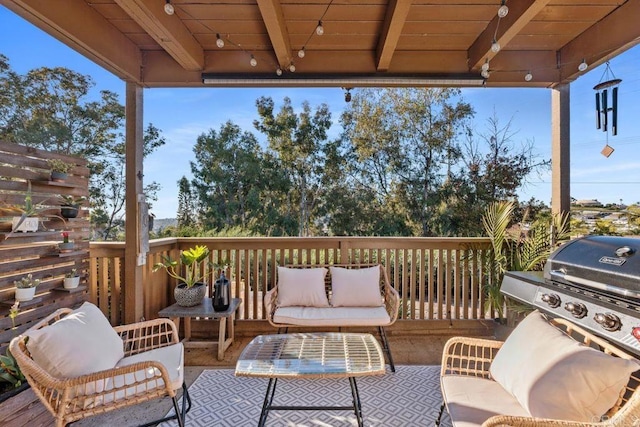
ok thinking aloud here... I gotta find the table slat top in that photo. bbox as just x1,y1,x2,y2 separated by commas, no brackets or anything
235,333,386,379
158,297,241,318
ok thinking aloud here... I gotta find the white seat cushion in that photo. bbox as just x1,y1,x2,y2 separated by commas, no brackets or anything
490,311,640,422
277,267,330,307
441,375,530,427
273,306,390,326
330,266,383,307
25,302,124,379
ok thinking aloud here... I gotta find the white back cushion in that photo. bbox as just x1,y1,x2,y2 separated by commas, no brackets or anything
330,266,382,307
276,267,329,307
26,302,124,378
490,311,639,422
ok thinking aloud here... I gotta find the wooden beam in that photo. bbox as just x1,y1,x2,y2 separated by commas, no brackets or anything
256,0,292,68
558,0,640,84
114,0,204,71
2,0,141,82
551,84,570,217
468,0,550,70
376,0,412,72
124,82,144,324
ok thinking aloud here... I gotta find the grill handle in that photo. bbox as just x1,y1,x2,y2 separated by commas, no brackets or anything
549,270,640,299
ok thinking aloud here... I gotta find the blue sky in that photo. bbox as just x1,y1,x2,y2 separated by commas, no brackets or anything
2,7,639,218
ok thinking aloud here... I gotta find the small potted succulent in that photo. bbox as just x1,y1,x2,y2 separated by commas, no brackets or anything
6,181,42,232
46,159,74,182
59,195,86,219
13,274,39,302
58,231,74,252
63,268,80,289
153,245,210,307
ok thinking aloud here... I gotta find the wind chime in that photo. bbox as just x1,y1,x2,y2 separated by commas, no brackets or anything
593,62,622,157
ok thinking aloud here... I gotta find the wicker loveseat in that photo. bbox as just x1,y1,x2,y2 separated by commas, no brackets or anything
436,311,640,427
264,263,400,371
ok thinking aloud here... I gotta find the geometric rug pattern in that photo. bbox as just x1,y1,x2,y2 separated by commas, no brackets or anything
160,365,453,427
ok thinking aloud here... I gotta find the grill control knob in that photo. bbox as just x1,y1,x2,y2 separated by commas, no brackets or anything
541,293,561,308
564,302,588,319
594,312,622,332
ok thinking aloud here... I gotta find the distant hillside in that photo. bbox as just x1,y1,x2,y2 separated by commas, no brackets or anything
152,218,177,232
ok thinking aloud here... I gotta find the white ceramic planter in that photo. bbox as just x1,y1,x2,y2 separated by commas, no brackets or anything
15,287,36,302
11,217,39,232
63,276,80,289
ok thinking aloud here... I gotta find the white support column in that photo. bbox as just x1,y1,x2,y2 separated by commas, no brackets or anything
551,84,571,216
124,82,144,323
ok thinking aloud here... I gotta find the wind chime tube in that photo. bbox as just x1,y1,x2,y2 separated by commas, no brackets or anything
595,92,601,129
612,87,618,136
601,89,608,132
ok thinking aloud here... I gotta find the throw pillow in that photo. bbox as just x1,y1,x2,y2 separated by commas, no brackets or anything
490,310,639,422
330,265,382,307
25,302,125,379
276,267,329,307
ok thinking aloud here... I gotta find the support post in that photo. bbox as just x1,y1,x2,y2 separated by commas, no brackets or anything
124,82,144,323
551,84,571,217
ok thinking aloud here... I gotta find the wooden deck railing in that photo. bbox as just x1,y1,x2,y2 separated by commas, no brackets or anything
90,237,496,325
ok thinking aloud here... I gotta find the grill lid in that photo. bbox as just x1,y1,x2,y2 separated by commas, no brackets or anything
544,236,640,299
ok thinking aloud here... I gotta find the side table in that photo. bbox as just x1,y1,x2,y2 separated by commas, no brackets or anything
158,297,242,360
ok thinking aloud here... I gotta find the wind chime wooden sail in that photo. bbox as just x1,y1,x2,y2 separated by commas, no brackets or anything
593,62,621,157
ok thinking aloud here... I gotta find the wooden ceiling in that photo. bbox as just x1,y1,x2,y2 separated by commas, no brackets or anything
3,0,640,88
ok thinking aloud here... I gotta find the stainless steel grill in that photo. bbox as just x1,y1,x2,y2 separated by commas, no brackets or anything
501,235,640,356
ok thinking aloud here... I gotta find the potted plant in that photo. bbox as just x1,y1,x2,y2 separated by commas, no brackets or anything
58,231,74,252
63,268,80,289
0,302,28,403
153,245,210,307
59,195,86,219
4,181,42,232
13,274,39,302
46,159,74,182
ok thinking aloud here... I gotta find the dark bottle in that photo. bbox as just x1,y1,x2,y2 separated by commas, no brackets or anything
213,272,230,311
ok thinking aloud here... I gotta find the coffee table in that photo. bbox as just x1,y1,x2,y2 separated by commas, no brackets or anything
158,297,241,360
235,332,385,427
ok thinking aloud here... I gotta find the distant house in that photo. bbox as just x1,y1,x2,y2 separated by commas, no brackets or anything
574,199,603,207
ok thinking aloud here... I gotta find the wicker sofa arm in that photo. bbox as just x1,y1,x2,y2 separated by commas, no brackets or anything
114,318,179,356
380,267,400,324
440,336,503,378
482,415,599,427
264,287,278,326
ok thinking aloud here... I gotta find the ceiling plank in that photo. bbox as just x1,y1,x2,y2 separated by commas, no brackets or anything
114,0,204,71
256,0,292,68
2,0,141,82
468,0,550,70
558,0,640,84
376,0,413,71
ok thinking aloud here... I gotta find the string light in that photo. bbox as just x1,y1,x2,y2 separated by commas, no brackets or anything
164,0,174,15
316,21,324,36
276,68,283,76
481,69,490,78
216,34,224,48
250,55,257,67
298,48,305,58
497,0,509,18
491,39,501,53
525,71,533,81
578,59,588,72
481,60,490,71
289,62,296,72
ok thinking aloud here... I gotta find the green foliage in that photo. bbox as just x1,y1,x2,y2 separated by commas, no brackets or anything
153,245,210,287
0,347,25,389
176,176,196,228
46,158,74,173
13,273,39,289
65,268,78,278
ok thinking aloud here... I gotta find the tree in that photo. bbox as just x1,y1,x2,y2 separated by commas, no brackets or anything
176,176,197,228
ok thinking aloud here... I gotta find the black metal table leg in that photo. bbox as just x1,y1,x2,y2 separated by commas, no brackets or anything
258,378,278,427
348,377,364,427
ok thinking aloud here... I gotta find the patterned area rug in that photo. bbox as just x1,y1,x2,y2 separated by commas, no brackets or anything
161,365,453,427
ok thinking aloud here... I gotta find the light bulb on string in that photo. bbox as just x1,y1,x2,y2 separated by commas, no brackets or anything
289,63,296,72
276,68,283,76
481,60,490,72
298,48,305,58
491,39,501,53
578,59,588,72
250,55,257,67
164,0,174,15
316,21,324,36
216,34,224,48
524,71,533,81
481,69,490,79
498,1,509,18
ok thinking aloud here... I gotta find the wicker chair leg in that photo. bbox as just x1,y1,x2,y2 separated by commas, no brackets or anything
434,401,446,426
378,326,395,372
138,383,191,427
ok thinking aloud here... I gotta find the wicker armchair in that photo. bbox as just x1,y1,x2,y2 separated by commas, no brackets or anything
436,318,640,427
10,306,191,427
